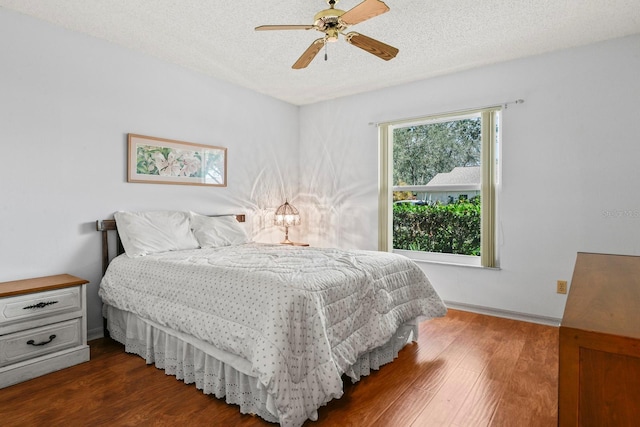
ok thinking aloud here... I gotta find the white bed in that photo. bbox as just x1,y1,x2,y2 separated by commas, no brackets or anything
97,211,447,426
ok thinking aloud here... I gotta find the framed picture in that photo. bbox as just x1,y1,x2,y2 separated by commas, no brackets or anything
127,134,227,187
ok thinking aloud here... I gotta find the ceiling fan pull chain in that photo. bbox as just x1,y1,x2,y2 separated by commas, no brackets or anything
324,41,328,61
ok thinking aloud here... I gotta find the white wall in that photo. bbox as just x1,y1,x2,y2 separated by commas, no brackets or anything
0,8,300,337
298,34,640,321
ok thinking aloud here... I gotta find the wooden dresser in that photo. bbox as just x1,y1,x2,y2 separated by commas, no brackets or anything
559,253,640,426
0,274,90,388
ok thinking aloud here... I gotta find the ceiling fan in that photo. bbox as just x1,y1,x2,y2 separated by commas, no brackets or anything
255,0,399,69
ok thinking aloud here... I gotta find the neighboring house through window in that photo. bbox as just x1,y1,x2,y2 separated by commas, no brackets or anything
378,107,500,268
407,165,482,205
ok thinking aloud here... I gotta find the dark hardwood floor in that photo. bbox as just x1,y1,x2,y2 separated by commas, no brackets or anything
0,309,558,426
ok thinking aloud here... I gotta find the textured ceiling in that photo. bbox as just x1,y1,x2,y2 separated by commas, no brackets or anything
2,0,640,105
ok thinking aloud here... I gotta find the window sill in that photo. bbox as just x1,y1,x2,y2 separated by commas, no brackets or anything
393,249,501,270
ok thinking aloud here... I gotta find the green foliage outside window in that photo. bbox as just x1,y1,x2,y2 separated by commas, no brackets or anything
393,196,481,256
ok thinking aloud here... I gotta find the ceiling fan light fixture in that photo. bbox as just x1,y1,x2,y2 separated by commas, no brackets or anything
325,29,340,42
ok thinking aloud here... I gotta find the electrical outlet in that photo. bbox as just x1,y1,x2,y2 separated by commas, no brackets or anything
557,280,568,294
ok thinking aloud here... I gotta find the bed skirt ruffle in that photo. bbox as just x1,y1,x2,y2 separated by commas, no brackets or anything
104,305,418,425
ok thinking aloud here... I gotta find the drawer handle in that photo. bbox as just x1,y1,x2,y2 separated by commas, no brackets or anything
23,301,59,310
26,335,57,346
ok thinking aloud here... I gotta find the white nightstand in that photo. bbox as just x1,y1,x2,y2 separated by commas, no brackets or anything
0,274,90,388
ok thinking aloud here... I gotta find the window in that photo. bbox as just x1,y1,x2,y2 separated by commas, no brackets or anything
378,107,500,268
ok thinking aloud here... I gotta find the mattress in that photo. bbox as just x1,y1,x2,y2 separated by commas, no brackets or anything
99,243,446,426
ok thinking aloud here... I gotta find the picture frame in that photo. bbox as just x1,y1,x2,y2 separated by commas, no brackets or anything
127,134,227,187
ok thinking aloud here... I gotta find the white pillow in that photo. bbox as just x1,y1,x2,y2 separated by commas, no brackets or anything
190,213,250,248
114,211,199,257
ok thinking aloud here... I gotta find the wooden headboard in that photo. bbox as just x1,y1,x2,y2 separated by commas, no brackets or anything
95,219,123,276
96,214,246,276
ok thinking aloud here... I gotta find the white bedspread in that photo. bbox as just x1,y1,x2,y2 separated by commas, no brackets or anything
99,243,446,426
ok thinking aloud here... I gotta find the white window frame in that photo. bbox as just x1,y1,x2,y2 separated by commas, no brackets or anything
378,107,500,268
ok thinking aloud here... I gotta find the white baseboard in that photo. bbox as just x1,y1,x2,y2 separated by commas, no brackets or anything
88,327,105,341
444,301,561,326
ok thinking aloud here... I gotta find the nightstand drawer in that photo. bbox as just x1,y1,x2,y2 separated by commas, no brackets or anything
0,318,83,367
0,287,82,326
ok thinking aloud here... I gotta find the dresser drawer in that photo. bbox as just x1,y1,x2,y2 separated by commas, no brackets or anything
0,286,82,326
0,318,83,367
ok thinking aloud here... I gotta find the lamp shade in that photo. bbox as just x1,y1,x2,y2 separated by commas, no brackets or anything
274,201,300,245
274,201,301,227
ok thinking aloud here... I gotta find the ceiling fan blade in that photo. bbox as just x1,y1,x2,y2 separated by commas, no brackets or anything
255,25,315,31
340,0,390,26
292,38,325,69
346,32,398,61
